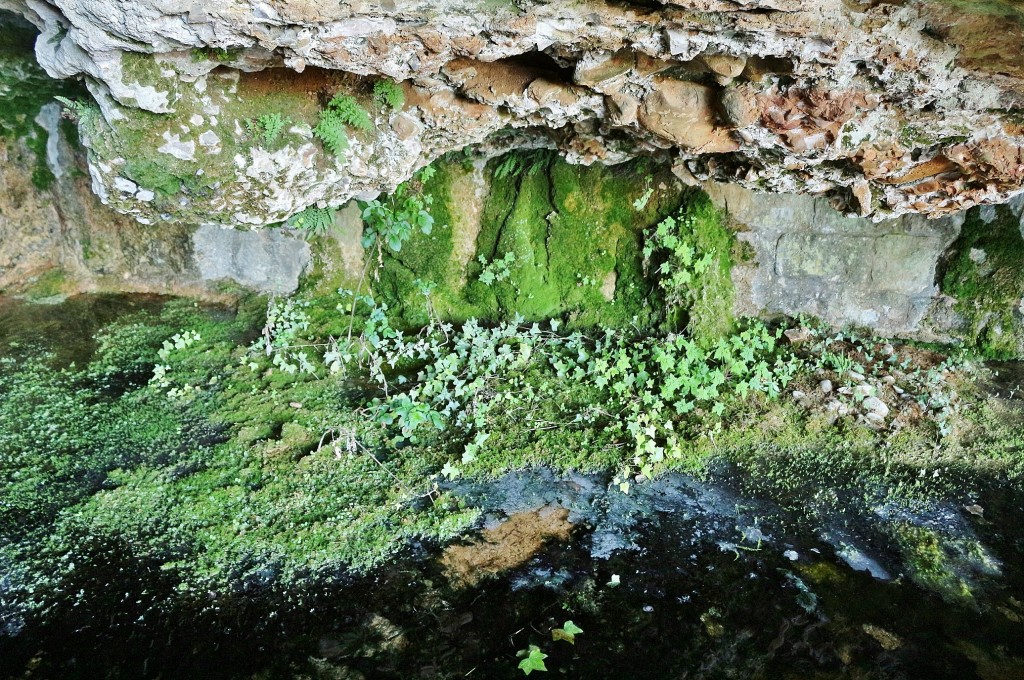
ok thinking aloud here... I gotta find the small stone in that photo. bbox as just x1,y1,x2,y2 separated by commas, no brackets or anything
849,370,865,382
893,385,905,395
865,411,886,428
838,386,853,396
784,550,799,561
880,344,895,357
703,54,747,78
135,189,155,202
784,328,812,345
114,176,138,194
792,390,807,401
820,379,833,394
854,383,873,398
964,504,984,517
882,375,896,385
862,396,890,417
289,402,303,409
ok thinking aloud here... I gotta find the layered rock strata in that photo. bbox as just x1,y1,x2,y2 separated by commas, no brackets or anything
2,0,1023,228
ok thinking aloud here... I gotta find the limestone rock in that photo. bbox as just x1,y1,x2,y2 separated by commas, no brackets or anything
3,0,1024,226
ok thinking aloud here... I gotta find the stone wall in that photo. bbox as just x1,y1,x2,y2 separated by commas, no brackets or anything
708,183,963,338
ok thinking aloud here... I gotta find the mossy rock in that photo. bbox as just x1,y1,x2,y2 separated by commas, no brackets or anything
941,204,1024,358
370,150,692,331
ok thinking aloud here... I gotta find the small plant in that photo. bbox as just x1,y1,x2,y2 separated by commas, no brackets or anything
551,620,583,644
478,252,517,285
54,95,98,126
517,645,548,675
313,112,349,157
359,166,436,255
326,93,373,130
643,195,734,342
287,205,335,234
244,112,290,146
313,93,372,157
494,155,523,180
373,78,405,111
248,297,319,375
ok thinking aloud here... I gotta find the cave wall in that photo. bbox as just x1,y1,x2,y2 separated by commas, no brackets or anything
2,0,1023,230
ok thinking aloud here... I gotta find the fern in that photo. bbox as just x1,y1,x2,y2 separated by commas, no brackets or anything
372,79,404,111
244,112,289,146
313,110,350,157
287,205,335,234
325,94,373,131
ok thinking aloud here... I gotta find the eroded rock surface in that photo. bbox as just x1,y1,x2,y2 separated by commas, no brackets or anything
710,182,964,336
3,0,1024,228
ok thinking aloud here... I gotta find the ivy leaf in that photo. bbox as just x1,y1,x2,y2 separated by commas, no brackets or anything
518,646,548,675
551,620,584,644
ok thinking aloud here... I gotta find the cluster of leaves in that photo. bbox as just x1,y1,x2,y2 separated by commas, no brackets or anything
643,195,734,342
359,166,436,254
328,293,800,486
287,205,336,234
517,620,583,674
150,329,203,398
314,94,372,157
373,78,405,110
478,252,517,285
244,112,290,146
247,297,319,375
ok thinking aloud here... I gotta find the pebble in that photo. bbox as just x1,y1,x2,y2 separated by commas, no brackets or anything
964,504,984,517
880,344,895,357
792,390,806,401
854,384,874,398
882,375,896,385
862,396,890,417
893,385,905,395
865,412,887,428
820,379,833,394
784,550,799,561
849,371,866,383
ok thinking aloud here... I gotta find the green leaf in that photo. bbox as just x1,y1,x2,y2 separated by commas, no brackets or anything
552,620,584,643
518,646,548,675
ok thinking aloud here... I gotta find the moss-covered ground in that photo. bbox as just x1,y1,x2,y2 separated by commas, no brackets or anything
1,151,1022,656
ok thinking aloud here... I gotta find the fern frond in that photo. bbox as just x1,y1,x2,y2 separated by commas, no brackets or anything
313,110,350,157
372,79,404,111
326,94,373,131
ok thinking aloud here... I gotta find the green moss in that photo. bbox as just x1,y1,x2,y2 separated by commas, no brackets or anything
889,524,992,604
83,55,330,220
0,21,86,189
941,205,1024,358
370,151,687,330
